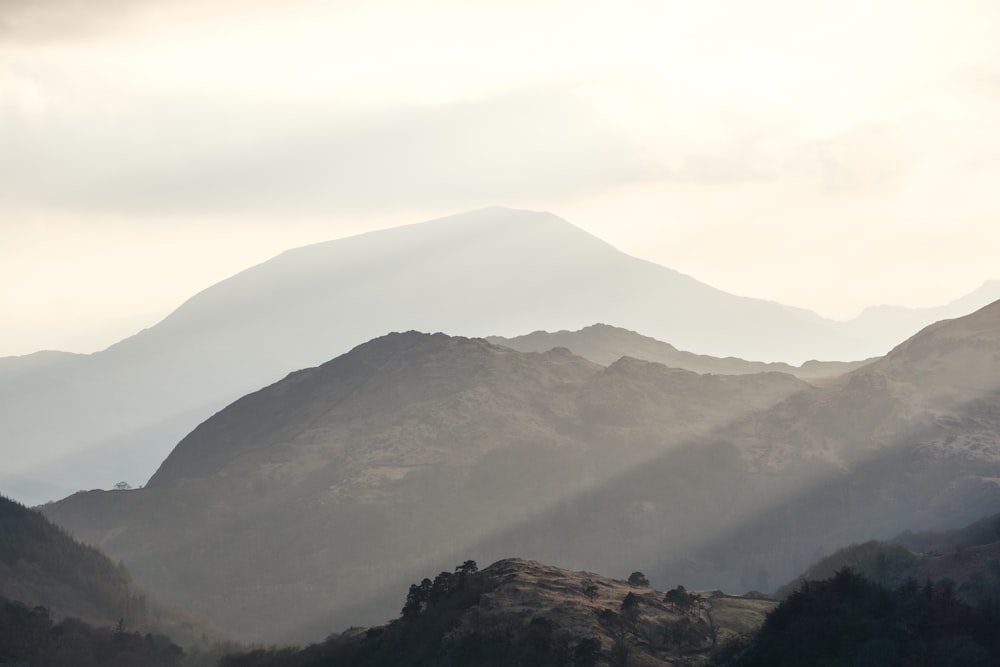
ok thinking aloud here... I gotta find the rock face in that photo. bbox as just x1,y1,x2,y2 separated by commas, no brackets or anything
43,333,807,642
2,207,886,506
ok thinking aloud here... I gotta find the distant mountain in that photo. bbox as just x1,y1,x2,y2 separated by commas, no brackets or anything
1,207,902,505
489,324,876,380
0,494,218,649
840,279,1000,344
219,557,775,667
43,332,808,642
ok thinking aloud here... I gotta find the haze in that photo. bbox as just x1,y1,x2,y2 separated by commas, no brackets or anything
3,0,1000,356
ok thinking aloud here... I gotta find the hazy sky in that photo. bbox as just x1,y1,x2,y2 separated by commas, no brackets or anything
3,0,1000,356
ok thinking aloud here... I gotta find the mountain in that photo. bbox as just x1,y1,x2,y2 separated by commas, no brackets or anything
42,332,809,642
489,324,876,380
840,279,1000,344
467,299,1000,598
218,558,776,667
0,494,219,649
2,207,890,506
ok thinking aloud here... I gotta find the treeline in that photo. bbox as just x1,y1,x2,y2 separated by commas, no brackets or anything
721,568,1000,666
0,596,182,667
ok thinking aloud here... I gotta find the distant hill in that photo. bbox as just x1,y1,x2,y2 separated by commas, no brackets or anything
44,333,808,642
2,207,924,506
489,324,876,380
219,558,776,667
0,494,219,649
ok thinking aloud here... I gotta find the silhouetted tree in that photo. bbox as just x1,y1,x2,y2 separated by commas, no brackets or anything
620,592,641,628
627,571,649,588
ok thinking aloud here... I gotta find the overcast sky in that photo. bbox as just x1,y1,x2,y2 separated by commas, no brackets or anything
3,0,1000,356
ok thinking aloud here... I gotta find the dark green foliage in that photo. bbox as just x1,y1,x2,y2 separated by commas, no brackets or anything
0,596,183,667
729,568,1000,667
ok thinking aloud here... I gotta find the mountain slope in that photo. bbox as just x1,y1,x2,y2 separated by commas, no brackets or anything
2,207,872,505
43,332,808,642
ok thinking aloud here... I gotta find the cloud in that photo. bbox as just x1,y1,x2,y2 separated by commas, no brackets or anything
0,0,142,42
0,84,661,218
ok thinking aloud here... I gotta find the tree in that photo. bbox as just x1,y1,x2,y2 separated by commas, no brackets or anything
627,571,649,588
582,580,599,601
455,560,478,577
620,592,641,628
664,586,697,615
401,578,432,617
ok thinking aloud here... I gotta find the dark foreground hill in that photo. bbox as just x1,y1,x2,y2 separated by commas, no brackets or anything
44,333,807,642
0,494,225,660
730,567,1000,667
220,558,775,667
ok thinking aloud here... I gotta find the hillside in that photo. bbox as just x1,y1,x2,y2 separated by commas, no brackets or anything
220,558,776,667
44,332,807,642
489,324,875,380
0,494,220,650
2,207,878,506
